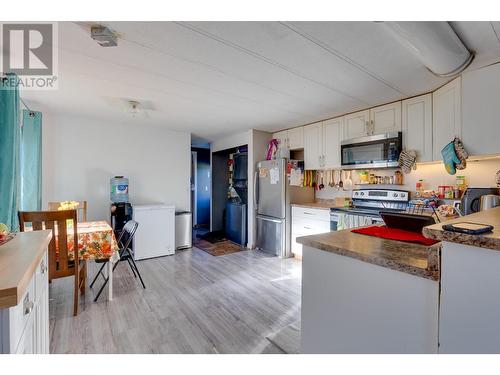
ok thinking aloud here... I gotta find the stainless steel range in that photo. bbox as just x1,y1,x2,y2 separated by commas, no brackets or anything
330,188,410,231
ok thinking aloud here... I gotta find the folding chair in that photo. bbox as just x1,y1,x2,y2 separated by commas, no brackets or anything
90,220,145,301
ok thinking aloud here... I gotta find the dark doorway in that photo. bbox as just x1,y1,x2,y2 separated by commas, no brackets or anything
191,147,211,230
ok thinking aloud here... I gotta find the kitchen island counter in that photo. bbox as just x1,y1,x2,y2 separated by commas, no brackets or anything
299,228,440,353
423,206,500,250
297,229,440,281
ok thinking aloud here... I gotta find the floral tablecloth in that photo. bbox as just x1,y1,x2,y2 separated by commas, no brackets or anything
68,221,119,261
27,221,119,262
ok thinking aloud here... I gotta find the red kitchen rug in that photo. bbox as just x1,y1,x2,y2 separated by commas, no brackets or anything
351,226,439,246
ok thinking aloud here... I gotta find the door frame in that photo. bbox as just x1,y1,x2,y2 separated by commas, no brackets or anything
191,151,198,227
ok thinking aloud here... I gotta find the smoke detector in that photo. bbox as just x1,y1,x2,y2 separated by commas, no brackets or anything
91,26,118,47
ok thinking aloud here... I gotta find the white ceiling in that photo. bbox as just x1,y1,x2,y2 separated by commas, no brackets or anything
16,21,500,143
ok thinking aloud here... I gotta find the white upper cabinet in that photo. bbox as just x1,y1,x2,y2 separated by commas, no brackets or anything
370,101,402,134
402,94,433,162
287,127,304,150
462,63,500,157
272,130,288,149
432,77,462,161
343,103,402,140
322,117,343,169
343,110,370,139
304,122,323,170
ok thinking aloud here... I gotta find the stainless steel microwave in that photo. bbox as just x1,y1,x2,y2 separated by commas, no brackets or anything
341,132,402,169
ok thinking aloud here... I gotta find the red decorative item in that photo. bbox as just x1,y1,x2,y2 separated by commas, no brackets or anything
351,226,439,246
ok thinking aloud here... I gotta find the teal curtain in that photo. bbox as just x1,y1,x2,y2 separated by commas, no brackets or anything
20,110,42,211
0,74,21,231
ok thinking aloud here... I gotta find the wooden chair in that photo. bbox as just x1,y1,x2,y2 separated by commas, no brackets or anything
48,201,87,222
18,210,87,316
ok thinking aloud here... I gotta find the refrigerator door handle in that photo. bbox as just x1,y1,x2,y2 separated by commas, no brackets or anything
257,216,282,224
253,171,259,209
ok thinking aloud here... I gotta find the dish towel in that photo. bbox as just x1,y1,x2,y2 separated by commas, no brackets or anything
351,226,440,246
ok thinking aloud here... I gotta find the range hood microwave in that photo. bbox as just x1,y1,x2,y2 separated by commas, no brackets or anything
341,132,402,169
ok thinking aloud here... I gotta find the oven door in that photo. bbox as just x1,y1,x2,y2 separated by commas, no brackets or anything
341,132,402,169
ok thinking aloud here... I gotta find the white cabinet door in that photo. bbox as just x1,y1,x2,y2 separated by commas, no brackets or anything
15,316,35,354
432,77,462,161
304,123,323,170
287,127,304,150
462,63,500,156
272,130,288,149
322,117,343,169
402,94,433,162
370,101,402,135
344,110,370,139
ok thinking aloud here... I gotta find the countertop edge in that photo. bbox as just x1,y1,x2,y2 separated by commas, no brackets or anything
0,230,52,309
297,235,439,281
422,207,500,251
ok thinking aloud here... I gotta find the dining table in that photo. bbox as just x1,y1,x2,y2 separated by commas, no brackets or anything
27,221,119,301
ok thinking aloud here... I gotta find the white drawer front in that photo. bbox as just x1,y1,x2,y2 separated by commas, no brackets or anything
293,217,331,234
292,206,330,222
34,251,48,303
9,275,35,351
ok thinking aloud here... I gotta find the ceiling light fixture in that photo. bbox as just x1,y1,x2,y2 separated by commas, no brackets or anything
91,25,118,47
383,22,474,77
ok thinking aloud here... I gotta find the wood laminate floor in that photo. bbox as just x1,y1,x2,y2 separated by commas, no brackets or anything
49,247,302,354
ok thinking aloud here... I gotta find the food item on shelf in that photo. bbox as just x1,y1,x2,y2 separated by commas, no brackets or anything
394,171,403,185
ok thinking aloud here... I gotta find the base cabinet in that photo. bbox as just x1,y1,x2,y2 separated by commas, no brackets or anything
1,250,49,354
291,207,330,257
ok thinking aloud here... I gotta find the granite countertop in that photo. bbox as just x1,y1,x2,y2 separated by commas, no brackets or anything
296,230,440,281
291,199,345,210
423,206,500,250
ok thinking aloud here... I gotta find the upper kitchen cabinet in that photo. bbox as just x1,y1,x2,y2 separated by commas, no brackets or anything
287,127,304,150
272,127,304,150
322,117,343,169
402,94,433,162
272,130,288,150
304,122,323,170
370,101,402,135
462,63,500,157
343,102,402,140
343,110,370,139
432,77,462,161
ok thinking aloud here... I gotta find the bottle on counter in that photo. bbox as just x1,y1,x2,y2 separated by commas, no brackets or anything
416,179,424,197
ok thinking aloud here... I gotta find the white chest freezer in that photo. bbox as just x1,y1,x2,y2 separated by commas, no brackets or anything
132,203,175,260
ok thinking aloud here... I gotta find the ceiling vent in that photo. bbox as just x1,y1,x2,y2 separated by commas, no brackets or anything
384,22,474,77
91,26,118,47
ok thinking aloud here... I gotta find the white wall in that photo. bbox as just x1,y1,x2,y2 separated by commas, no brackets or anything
42,113,191,221
211,131,249,153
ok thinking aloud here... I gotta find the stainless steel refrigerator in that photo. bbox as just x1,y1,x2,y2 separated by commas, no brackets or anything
254,158,313,258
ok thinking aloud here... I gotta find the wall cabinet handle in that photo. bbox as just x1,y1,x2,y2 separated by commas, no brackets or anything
304,226,312,230
40,260,47,274
370,120,374,135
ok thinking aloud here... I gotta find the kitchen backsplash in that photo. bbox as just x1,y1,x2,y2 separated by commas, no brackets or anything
315,157,500,200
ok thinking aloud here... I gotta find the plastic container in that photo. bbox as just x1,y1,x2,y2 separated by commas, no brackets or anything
110,176,129,203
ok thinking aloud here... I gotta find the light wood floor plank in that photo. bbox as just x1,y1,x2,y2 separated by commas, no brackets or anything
49,248,301,354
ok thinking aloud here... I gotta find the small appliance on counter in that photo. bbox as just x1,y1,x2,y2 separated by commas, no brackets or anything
461,187,500,215
480,194,500,211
